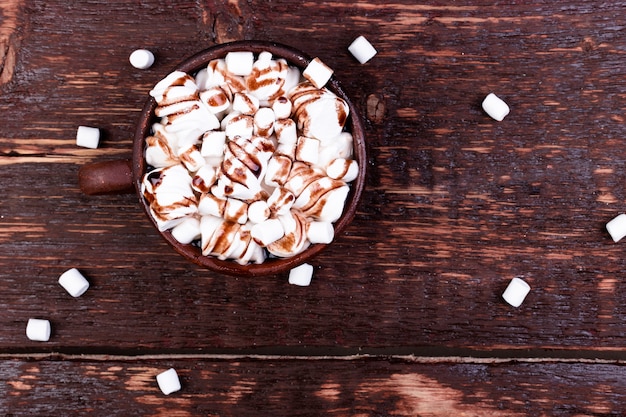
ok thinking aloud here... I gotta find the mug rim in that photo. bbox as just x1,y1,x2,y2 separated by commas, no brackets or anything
132,40,367,277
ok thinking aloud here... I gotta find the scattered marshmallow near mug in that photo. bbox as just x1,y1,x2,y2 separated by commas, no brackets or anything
606,213,626,243
156,368,182,395
502,277,531,308
289,263,314,286
129,49,155,70
482,93,510,121
348,36,377,64
26,318,51,342
58,268,90,297
76,126,100,149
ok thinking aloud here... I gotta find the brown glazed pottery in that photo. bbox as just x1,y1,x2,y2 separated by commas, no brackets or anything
79,40,366,277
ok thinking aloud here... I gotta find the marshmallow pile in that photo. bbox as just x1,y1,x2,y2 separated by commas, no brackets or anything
141,51,359,265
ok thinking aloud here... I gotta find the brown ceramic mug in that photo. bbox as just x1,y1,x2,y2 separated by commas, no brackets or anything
78,40,366,277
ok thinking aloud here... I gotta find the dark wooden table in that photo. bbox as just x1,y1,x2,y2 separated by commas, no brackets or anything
1,1,625,415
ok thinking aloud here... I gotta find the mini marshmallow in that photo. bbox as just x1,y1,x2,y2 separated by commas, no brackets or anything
199,87,232,114
606,213,626,243
129,49,155,69
272,96,292,119
288,263,314,286
303,57,333,89
267,187,295,215
251,218,285,246
58,268,89,297
26,318,51,342
200,131,227,158
225,51,254,76
224,198,248,224
254,107,275,137
76,126,100,149
326,158,359,182
502,277,531,308
307,221,334,244
482,93,510,121
222,113,254,139
348,35,377,64
191,165,218,193
171,216,201,244
248,200,270,224
232,92,260,115
156,368,181,395
265,155,293,187
295,136,320,165
274,118,298,145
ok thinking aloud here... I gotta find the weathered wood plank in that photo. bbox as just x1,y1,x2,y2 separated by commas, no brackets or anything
1,0,625,354
1,356,624,416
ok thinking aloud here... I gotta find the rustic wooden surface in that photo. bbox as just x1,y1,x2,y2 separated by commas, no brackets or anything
1,0,625,415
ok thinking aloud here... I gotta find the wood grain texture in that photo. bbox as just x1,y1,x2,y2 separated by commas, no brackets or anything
1,0,626,413
1,356,625,416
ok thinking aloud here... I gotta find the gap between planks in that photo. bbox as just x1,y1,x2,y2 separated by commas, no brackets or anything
0,352,622,365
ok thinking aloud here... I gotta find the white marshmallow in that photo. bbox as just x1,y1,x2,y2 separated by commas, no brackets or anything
482,93,510,121
295,136,320,165
303,57,333,89
222,112,254,139
171,216,201,244
191,165,217,193
606,213,626,243
317,185,350,223
307,221,334,244
267,187,295,215
58,268,89,297
199,87,232,114
247,200,270,224
288,263,314,286
200,131,226,158
348,36,377,64
232,92,260,115
254,107,275,137
76,126,100,149
265,155,293,187
258,51,273,62
502,277,531,307
26,318,51,342
225,51,254,76
224,198,248,224
326,158,359,182
178,145,206,173
251,218,285,246
274,118,298,145
129,49,155,69
272,97,292,119
156,368,182,395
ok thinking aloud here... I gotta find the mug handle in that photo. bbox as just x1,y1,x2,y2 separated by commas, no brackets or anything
78,159,135,195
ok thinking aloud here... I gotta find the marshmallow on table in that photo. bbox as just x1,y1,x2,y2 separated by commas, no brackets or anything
348,35,377,64
502,277,531,307
58,268,90,297
288,263,314,286
156,368,181,395
606,213,626,243
26,318,51,342
129,49,155,69
482,93,510,121
303,57,333,89
76,126,100,149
